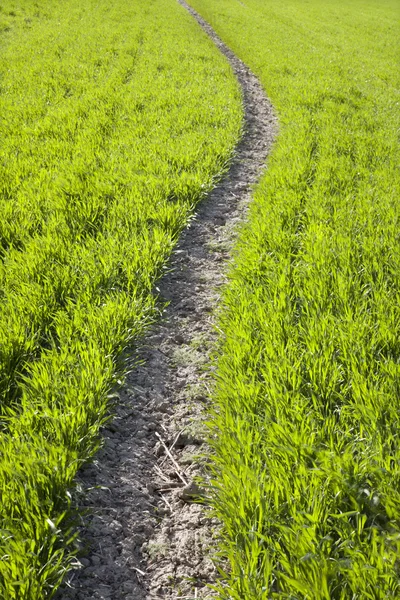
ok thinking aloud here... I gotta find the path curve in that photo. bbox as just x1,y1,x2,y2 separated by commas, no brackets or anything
60,2,276,599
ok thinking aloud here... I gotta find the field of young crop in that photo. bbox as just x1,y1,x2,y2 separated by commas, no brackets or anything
187,0,400,597
0,0,243,596
2,0,399,596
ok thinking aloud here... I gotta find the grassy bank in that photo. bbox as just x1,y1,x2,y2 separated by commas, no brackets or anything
188,0,400,596
0,0,242,596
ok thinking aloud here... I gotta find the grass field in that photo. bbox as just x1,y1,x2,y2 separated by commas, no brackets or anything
0,0,242,596
188,0,400,597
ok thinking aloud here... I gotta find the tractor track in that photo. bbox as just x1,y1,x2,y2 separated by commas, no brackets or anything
60,1,276,598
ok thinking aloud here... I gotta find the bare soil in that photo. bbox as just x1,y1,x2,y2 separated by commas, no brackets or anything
59,2,276,598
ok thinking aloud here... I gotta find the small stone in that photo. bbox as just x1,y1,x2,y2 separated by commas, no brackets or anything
79,557,91,568
122,581,135,593
176,432,202,448
175,378,187,390
157,401,170,413
154,442,164,457
146,482,156,494
179,481,202,502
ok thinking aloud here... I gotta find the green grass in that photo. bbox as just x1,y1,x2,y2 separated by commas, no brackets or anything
188,0,400,596
0,0,242,596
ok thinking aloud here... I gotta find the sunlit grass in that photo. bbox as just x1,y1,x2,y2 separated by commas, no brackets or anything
189,0,400,596
0,0,242,596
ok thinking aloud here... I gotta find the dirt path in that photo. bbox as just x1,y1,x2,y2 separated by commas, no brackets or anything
60,2,276,599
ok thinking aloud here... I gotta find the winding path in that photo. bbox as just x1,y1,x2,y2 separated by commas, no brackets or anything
60,2,276,598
